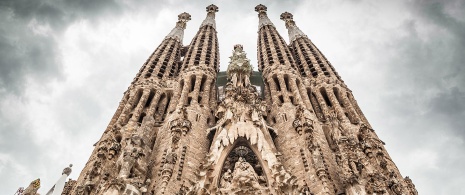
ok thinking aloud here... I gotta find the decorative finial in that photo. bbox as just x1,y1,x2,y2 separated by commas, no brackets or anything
280,12,307,42
62,164,73,176
201,5,218,29
178,12,191,23
227,44,253,86
280,12,293,21
280,12,296,28
166,12,191,42
255,4,267,13
233,44,243,51
255,4,274,29
206,4,218,13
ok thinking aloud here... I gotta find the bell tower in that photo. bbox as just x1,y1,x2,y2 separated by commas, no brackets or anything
58,4,418,195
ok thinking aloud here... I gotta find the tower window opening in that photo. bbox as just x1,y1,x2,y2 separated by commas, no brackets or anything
272,76,281,91
190,76,196,92
145,90,155,108
320,88,333,107
187,97,192,105
200,76,207,91
132,89,143,109
154,94,166,118
310,91,324,120
289,96,295,105
333,88,344,108
138,113,146,124
278,95,284,104
163,94,171,116
284,75,290,92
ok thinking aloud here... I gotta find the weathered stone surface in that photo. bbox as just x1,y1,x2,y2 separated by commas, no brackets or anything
58,4,416,195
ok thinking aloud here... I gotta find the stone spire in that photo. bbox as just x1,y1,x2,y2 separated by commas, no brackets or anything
22,178,40,195
179,4,220,72
131,12,191,83
226,44,253,87
255,4,274,29
280,12,307,42
201,4,218,29
280,11,342,81
46,164,73,195
255,4,297,72
165,12,191,42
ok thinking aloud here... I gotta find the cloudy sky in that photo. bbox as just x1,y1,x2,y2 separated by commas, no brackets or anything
1,0,464,194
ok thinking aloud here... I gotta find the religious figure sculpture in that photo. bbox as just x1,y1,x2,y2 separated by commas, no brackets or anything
219,157,266,194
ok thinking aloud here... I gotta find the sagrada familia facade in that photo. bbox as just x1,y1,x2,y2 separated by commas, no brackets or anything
28,4,418,195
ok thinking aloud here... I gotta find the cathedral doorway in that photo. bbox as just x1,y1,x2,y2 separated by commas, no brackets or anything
218,140,269,191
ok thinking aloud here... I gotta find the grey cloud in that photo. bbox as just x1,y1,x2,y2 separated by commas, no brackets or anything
0,0,123,96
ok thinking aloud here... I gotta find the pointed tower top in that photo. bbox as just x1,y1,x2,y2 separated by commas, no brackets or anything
178,12,192,23
280,12,293,23
255,4,267,13
201,4,218,29
165,12,191,42
280,11,307,42
206,4,219,13
62,164,73,176
227,44,253,87
255,4,274,29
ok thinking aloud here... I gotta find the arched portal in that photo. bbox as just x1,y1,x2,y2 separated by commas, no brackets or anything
218,141,268,187
212,138,272,194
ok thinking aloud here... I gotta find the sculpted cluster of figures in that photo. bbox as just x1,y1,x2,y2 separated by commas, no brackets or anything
219,157,267,194
189,44,297,194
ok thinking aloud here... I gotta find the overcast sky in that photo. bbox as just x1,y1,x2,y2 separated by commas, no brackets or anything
0,0,464,194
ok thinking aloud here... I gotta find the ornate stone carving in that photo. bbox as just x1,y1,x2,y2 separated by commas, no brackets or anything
23,178,40,195
404,176,418,195
61,179,77,195
168,106,191,148
160,151,178,192
219,157,267,194
388,171,404,195
117,134,146,180
365,173,387,194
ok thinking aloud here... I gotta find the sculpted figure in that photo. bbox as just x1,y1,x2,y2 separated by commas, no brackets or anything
117,134,146,180
389,171,403,195
219,157,265,194
23,179,40,195
220,169,233,189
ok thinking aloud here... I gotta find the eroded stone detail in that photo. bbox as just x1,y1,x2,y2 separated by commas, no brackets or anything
62,4,417,195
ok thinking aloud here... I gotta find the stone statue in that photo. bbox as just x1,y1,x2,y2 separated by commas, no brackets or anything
219,169,233,189
219,157,265,194
117,134,146,180
23,178,40,195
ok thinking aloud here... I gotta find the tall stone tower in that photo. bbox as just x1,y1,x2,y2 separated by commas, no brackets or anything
62,4,418,195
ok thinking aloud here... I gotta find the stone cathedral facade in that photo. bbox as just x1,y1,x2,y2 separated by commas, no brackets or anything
61,4,418,195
